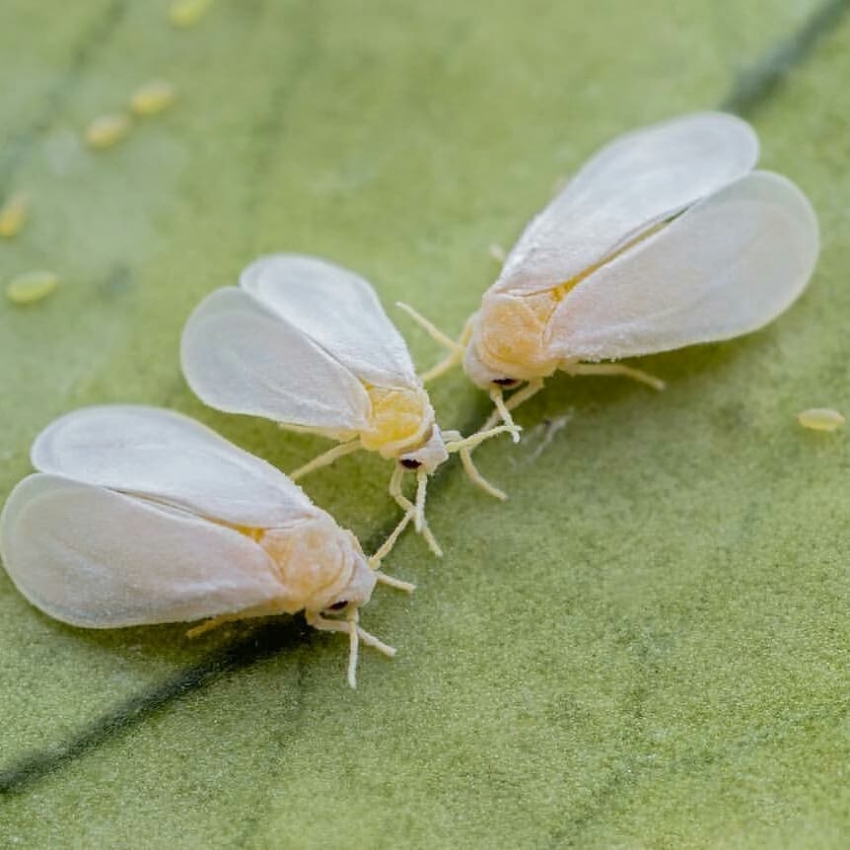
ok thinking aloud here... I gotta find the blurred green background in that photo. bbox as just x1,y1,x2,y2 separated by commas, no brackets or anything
2,1,850,847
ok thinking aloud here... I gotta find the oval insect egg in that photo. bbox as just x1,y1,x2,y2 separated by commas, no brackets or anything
0,192,30,238
85,113,131,150
169,0,212,27
130,80,177,116
6,271,60,306
797,408,845,432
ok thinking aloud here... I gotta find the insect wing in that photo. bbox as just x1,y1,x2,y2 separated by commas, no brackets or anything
31,405,316,528
548,171,819,361
496,112,760,296
0,474,284,628
240,254,419,388
182,287,372,433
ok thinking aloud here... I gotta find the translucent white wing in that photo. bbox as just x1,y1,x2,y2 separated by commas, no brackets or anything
31,406,317,528
181,287,371,433
0,474,285,628
496,112,760,295
240,254,418,387
548,171,819,361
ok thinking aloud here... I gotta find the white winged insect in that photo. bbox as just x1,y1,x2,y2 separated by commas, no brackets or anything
400,111,820,437
0,406,413,687
180,255,513,559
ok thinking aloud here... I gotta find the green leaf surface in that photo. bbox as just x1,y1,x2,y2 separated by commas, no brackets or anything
2,1,850,847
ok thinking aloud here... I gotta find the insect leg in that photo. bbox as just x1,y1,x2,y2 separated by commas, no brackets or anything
185,600,285,638
386,465,442,557
368,509,412,567
451,378,547,498
489,387,522,440
289,439,362,481
414,470,428,532
306,610,360,687
483,379,545,433
368,469,417,566
565,362,666,391
445,426,515,500
457,445,507,501
306,609,396,688
186,614,234,638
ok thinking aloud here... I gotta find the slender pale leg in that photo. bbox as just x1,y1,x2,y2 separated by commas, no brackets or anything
414,470,428,533
445,425,515,500
458,445,507,500
186,614,236,638
483,379,545,432
369,510,413,568
306,609,396,689
378,465,443,559
487,387,525,440
564,362,665,391
289,439,362,481
453,379,547,500
185,601,287,638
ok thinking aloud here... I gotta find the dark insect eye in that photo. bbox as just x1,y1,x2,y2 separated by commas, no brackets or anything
492,377,518,387
400,458,422,470
327,600,348,612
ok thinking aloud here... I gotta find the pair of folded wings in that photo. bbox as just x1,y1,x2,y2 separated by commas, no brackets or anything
494,111,820,362
0,407,320,628
184,113,819,416
181,256,422,433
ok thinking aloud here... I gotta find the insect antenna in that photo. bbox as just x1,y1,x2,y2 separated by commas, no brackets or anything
445,424,516,454
395,302,474,384
373,571,416,593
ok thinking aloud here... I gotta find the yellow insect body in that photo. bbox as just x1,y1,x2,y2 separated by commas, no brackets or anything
182,255,512,560
404,112,820,444
0,406,408,687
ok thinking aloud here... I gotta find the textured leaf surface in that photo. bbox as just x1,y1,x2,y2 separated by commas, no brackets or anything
2,1,850,847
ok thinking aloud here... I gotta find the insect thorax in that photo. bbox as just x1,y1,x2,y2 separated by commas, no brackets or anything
359,384,434,458
257,518,370,614
469,291,562,384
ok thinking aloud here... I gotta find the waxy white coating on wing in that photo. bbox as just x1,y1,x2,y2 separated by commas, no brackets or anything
549,171,820,361
240,254,419,388
181,287,371,432
495,112,760,296
181,255,428,438
0,474,285,628
31,405,317,528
